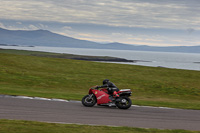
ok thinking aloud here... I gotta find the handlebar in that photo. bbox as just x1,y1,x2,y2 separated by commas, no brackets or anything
91,86,108,90
91,85,99,90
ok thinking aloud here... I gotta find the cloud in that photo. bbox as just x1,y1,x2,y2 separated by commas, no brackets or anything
62,26,72,30
28,24,39,30
0,0,200,30
0,22,6,29
187,28,195,34
0,0,200,46
16,22,22,25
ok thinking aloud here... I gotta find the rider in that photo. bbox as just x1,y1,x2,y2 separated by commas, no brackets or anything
96,79,119,97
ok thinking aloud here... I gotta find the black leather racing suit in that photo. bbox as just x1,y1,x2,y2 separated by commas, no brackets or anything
97,81,119,95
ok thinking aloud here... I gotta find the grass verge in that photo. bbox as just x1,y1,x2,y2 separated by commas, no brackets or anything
0,49,200,109
0,119,199,133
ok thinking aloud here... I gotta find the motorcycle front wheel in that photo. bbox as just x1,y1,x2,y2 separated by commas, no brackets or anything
116,96,132,109
82,94,97,107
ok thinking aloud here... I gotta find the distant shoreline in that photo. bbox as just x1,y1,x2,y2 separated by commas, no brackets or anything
0,44,34,47
30,53,138,63
1,46,199,71
0,48,137,63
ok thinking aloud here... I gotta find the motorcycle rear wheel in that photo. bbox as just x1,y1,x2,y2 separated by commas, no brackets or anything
116,96,132,109
82,94,97,107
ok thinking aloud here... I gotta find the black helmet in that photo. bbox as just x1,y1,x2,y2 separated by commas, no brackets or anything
103,79,109,85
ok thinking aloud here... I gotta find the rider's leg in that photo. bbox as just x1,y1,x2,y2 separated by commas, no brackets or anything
113,91,119,97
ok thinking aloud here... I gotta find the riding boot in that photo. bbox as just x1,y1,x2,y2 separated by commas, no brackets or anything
113,91,119,97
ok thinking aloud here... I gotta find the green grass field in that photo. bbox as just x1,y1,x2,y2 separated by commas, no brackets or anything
0,49,200,109
0,119,198,133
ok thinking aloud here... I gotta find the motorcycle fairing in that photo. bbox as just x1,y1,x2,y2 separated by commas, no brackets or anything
91,89,111,104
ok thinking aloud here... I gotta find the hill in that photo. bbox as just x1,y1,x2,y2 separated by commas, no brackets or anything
0,27,200,53
0,27,102,48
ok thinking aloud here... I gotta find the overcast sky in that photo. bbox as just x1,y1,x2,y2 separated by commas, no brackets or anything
0,0,200,46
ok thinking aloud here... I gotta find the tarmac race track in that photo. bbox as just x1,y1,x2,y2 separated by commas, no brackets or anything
0,96,200,131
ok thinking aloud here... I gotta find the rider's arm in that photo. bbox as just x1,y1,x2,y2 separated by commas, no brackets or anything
97,84,108,88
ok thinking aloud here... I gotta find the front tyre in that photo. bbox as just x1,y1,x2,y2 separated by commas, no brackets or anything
82,94,97,107
116,96,132,109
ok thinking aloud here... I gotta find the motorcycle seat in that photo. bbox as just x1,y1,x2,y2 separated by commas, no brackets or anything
120,89,131,92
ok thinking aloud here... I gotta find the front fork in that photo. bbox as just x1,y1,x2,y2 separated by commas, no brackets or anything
88,94,94,99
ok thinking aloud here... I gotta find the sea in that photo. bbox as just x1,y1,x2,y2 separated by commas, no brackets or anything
0,46,200,71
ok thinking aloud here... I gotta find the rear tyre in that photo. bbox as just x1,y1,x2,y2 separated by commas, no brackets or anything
82,94,97,107
116,96,132,109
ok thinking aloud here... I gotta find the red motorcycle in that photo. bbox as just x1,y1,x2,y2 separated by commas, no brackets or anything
82,86,132,109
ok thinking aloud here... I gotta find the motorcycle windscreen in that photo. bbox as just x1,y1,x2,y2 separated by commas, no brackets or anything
94,90,111,104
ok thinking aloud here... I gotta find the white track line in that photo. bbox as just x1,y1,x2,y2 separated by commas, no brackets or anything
0,94,69,102
0,94,175,110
